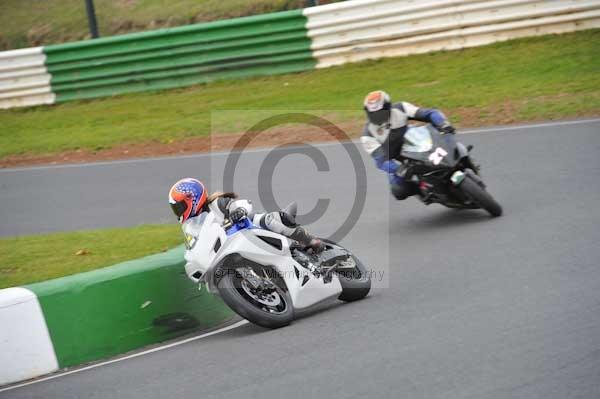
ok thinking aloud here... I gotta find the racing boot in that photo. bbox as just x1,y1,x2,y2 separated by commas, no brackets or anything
289,226,325,254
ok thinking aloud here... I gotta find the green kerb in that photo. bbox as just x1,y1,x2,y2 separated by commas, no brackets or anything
26,246,234,368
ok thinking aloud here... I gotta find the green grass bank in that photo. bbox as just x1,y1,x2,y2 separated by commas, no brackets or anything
1,30,599,161
0,224,180,288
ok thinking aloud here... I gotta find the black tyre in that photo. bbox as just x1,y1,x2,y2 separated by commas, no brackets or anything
216,266,294,329
321,239,371,302
337,254,371,302
459,176,503,217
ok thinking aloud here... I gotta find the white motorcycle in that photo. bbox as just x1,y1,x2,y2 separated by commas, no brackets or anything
182,203,371,328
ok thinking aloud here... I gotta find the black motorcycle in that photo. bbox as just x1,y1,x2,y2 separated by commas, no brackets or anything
400,124,502,217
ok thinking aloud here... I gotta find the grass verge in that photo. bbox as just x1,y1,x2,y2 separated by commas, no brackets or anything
0,224,181,289
0,0,335,50
1,30,599,161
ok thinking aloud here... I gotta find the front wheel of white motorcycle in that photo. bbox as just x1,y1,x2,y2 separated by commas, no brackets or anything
216,266,294,329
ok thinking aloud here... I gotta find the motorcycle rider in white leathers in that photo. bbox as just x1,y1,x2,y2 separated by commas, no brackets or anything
361,90,456,200
168,178,324,252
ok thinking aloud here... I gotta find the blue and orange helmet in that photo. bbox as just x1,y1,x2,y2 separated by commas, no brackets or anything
168,178,207,223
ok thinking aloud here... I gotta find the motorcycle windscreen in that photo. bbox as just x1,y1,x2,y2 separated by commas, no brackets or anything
402,126,434,153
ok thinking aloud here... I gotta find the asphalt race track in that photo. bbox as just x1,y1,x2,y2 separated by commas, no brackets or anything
1,120,599,398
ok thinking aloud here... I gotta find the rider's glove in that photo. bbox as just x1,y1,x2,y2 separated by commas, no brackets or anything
229,207,248,223
440,123,456,135
380,160,399,174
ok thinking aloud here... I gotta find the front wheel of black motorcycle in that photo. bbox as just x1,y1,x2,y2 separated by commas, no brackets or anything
216,266,294,329
459,176,503,217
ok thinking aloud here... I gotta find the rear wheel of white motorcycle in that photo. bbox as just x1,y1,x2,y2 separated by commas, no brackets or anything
337,255,372,302
459,176,503,217
322,240,371,302
216,266,294,329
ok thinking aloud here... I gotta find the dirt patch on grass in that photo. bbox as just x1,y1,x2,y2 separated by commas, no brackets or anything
0,119,361,168
1,105,598,169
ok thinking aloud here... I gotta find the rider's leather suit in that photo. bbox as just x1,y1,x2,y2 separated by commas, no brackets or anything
184,195,319,250
360,102,451,199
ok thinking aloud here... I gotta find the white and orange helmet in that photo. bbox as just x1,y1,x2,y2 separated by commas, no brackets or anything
363,90,392,126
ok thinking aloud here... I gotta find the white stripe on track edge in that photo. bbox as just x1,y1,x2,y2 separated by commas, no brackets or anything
0,319,249,393
459,118,600,134
1,118,599,174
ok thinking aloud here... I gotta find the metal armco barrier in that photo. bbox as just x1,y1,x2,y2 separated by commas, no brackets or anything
0,9,313,108
305,0,600,68
1,0,598,109
0,47,55,108
44,9,313,103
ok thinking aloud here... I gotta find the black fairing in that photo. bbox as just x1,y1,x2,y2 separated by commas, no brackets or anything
401,125,462,168
400,125,481,209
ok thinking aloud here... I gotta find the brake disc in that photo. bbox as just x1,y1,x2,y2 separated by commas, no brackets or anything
241,280,281,307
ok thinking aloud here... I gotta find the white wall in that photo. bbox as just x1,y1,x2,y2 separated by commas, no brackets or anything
0,287,58,386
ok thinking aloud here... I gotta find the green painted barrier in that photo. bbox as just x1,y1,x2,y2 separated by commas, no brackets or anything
43,10,314,102
25,246,234,368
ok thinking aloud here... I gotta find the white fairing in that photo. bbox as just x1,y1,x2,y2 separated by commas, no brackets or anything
183,214,342,310
183,212,227,282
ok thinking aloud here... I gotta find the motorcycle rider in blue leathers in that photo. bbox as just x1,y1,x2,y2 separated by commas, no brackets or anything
360,90,456,200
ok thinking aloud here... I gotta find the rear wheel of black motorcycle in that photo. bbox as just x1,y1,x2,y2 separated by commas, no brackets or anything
216,266,294,329
459,176,503,217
